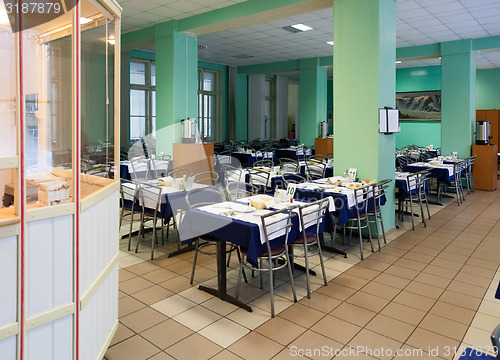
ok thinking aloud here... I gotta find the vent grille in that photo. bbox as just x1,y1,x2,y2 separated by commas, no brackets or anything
233,54,253,59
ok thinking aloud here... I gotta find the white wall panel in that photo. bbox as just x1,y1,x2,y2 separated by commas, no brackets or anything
26,216,73,318
26,315,73,360
0,336,17,360
79,265,118,360
0,235,17,326
248,74,265,141
80,191,119,296
276,76,289,139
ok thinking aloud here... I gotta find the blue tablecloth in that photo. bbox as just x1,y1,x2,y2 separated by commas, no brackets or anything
244,172,305,193
180,204,324,267
299,164,334,178
295,188,386,227
403,164,454,183
232,152,278,167
120,163,131,180
395,177,429,199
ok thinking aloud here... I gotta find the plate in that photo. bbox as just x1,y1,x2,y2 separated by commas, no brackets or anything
231,204,255,213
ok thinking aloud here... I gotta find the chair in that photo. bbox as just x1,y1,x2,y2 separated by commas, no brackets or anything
84,164,112,178
367,179,392,248
135,183,165,260
216,150,232,166
119,179,141,251
168,168,193,179
291,198,329,298
304,155,327,180
130,155,152,180
186,188,242,284
236,206,298,317
446,161,466,205
464,155,477,193
193,171,219,186
343,185,374,260
226,181,259,200
253,159,274,168
151,154,171,178
296,146,307,161
402,170,430,230
248,167,271,193
281,173,308,188
279,158,300,173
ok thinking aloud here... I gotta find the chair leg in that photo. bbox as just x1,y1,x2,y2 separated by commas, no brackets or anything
227,246,232,267
357,221,364,260
366,217,374,253
409,197,415,231
425,196,431,219
268,256,275,318
285,250,297,303
317,240,328,286
372,213,381,251
236,247,248,283
120,207,124,228
236,260,243,299
127,209,134,251
259,258,264,290
379,213,387,245
190,238,200,285
135,212,144,253
303,243,311,298
456,183,460,206
151,218,157,260
419,196,426,228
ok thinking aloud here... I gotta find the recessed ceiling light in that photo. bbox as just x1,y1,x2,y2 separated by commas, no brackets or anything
326,41,334,46
233,54,253,59
81,17,93,25
107,37,115,45
198,45,208,50
396,60,402,64
291,23,313,32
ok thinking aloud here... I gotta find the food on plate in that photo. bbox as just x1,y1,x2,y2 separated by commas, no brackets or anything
364,179,373,184
250,199,266,209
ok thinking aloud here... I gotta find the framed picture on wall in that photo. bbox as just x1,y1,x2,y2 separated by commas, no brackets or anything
396,90,441,121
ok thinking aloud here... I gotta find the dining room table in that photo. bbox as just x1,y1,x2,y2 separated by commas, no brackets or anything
178,194,323,312
231,150,278,167
402,161,454,205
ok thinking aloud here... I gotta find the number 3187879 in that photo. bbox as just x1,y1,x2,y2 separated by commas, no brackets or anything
5,2,62,14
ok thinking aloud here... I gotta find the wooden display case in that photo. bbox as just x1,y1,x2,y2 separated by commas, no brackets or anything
173,143,214,175
315,137,333,156
477,110,500,146
472,144,498,191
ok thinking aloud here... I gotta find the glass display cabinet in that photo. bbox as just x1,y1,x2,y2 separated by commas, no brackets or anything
0,0,121,359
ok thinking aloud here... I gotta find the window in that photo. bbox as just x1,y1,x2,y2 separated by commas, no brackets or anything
130,59,156,143
198,68,221,142
265,78,276,139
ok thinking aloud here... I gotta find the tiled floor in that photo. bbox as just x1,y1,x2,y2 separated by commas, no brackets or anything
106,184,500,360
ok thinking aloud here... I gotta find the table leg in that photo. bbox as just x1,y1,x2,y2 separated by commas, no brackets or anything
319,232,347,258
168,243,196,258
198,240,252,312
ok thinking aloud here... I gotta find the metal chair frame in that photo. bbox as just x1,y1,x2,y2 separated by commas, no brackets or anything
367,179,392,248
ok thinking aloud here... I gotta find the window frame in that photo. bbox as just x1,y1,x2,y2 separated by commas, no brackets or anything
129,58,156,143
197,68,221,142
264,77,276,139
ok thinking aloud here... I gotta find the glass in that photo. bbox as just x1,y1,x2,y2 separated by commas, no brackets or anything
23,9,74,206
80,16,116,198
0,1,16,157
130,61,145,85
0,169,17,219
265,79,271,97
151,64,155,86
203,71,215,91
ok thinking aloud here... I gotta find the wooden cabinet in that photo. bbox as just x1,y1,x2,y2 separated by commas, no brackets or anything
173,143,214,176
476,110,500,145
472,144,498,191
315,137,333,156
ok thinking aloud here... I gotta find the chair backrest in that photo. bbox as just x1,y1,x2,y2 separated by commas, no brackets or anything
279,158,300,173
216,150,232,166
151,156,170,178
193,171,220,186
185,188,225,209
221,164,244,184
298,198,329,238
119,179,138,208
352,186,371,219
130,155,151,180
248,168,271,190
281,173,308,188
296,146,307,161
253,159,274,168
260,206,297,255
136,183,163,218
453,161,466,180
405,172,419,194
168,168,193,179
226,181,259,200
304,157,326,180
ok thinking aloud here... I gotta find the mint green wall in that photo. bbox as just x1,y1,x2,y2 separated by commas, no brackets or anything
235,74,248,141
476,68,500,110
198,60,228,141
396,122,441,148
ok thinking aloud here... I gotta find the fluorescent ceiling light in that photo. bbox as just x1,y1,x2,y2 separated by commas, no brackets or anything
81,17,93,24
326,41,334,45
396,60,402,63
291,23,313,32
107,37,115,45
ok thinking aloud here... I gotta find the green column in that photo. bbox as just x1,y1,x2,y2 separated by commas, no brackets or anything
441,40,475,158
333,0,397,229
235,74,248,142
299,58,327,146
155,21,198,155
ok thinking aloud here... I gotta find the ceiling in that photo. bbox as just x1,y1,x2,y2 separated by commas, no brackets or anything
120,0,500,69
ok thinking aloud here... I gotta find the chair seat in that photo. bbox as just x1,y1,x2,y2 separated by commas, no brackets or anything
200,235,220,242
259,245,286,257
367,207,381,214
293,234,317,245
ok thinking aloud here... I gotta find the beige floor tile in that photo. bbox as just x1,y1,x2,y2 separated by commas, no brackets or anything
141,268,178,283
124,261,162,276
249,292,295,315
119,276,155,294
454,272,492,288
422,265,459,280
209,350,243,360
392,345,442,360
430,258,463,271
140,319,193,350
202,296,241,316
315,282,357,301
404,281,444,300
360,281,401,301
323,258,354,272
178,286,215,304
298,291,342,313
373,273,411,289
394,258,427,272
345,291,390,313
406,328,459,360
172,305,222,332
329,302,377,327
344,266,381,280
289,330,343,360
477,299,500,317
119,254,145,268
105,335,160,360
165,333,223,360
414,272,452,289
367,252,401,265
109,322,135,347
119,269,136,283
310,315,361,344
165,259,196,274
402,251,435,264
393,291,436,312
419,313,468,341
147,351,175,360
226,306,270,330
131,285,173,305
198,317,250,348
438,289,482,311
429,301,475,325
255,317,306,346
470,312,500,333
120,307,168,333
348,329,402,360
278,302,325,328
228,332,284,360
384,265,420,280
118,295,147,318
357,258,392,272
333,347,379,360
365,314,415,343
380,302,427,326
331,273,371,290
151,294,197,317
462,327,493,349
447,280,487,299
158,275,193,293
